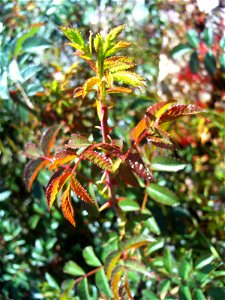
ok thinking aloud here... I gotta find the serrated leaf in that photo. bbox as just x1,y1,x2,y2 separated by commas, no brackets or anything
130,118,147,141
123,234,155,251
179,285,192,300
127,151,154,180
111,265,125,300
151,156,186,172
112,71,144,87
60,26,85,50
119,164,139,187
24,142,40,158
124,259,152,277
147,135,175,150
97,143,124,159
186,29,199,48
105,41,132,57
158,104,203,125
50,149,77,171
145,100,175,126
105,250,122,279
24,158,47,191
40,126,60,156
107,87,133,94
66,134,91,149
61,184,75,226
118,199,140,212
73,87,84,98
63,261,85,276
104,56,134,68
204,52,217,75
83,77,101,96
82,150,112,171
82,246,101,267
171,43,192,58
71,176,94,205
95,269,112,298
108,62,135,73
46,172,71,210
147,184,179,206
105,25,126,44
94,33,104,55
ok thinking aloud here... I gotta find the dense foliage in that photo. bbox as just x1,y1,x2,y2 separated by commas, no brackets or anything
0,1,224,299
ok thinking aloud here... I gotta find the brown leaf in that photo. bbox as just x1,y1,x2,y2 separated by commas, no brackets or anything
61,184,75,226
40,125,60,156
82,150,113,171
50,149,77,171
127,151,154,181
71,176,94,204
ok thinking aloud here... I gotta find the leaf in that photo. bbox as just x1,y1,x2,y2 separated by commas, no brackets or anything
108,62,135,73
66,134,91,149
118,199,140,212
147,184,179,206
112,71,144,87
63,261,85,276
219,54,225,72
220,35,225,51
94,33,104,55
186,29,199,48
40,126,60,156
70,176,94,205
95,269,112,298
203,27,213,47
104,56,134,68
130,118,147,141
193,289,206,300
0,191,12,202
195,255,214,269
124,259,152,277
204,52,217,75
105,250,122,279
22,37,52,52
83,77,101,96
164,247,173,274
77,278,90,299
179,285,192,300
45,273,60,290
97,143,124,159
105,25,126,45
146,100,175,125
61,184,75,226
46,172,71,210
60,26,85,50
119,164,139,187
179,257,192,280
50,149,77,171
24,158,47,191
151,156,186,172
159,279,171,299
158,104,204,125
190,51,199,74
82,246,102,267
171,43,192,58
107,87,133,94
14,27,40,57
123,234,155,251
147,128,178,150
24,142,40,158
105,41,132,57
9,59,23,82
127,151,154,180
82,150,112,171
111,265,125,300
0,71,9,99
123,273,134,300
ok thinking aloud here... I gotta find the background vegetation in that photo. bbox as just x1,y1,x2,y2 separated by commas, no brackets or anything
0,0,224,299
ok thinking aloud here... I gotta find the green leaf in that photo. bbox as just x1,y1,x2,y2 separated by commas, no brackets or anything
204,52,217,75
193,289,206,300
179,285,192,300
179,257,192,280
203,27,213,47
60,26,85,49
118,199,140,212
66,134,91,149
190,51,199,74
112,71,144,87
82,246,102,267
77,278,90,299
22,37,52,52
9,59,23,82
171,44,192,58
219,54,225,72
124,259,152,277
151,156,186,172
144,217,161,235
195,255,214,269
147,184,179,206
186,30,199,48
24,142,40,158
142,290,160,300
28,215,40,229
159,279,171,298
21,65,42,81
164,247,173,274
146,239,164,255
45,273,60,290
14,27,40,57
63,261,85,276
95,269,112,298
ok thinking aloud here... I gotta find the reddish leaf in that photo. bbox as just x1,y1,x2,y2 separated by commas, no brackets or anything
97,143,125,160
130,118,147,141
61,184,75,226
119,164,138,187
83,150,113,171
111,265,125,300
158,104,204,124
40,126,60,156
46,172,71,210
127,152,154,181
71,176,94,204
66,134,91,149
50,149,77,171
145,100,175,124
24,142,40,158
147,135,175,150
24,158,47,191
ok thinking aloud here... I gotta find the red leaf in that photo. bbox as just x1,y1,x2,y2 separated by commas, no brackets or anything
61,184,75,226
71,176,94,205
119,164,138,187
50,149,77,171
46,172,71,210
40,125,60,156
127,151,154,180
145,100,175,124
24,158,47,191
97,143,125,160
158,104,204,125
146,135,175,150
130,118,147,141
83,150,113,171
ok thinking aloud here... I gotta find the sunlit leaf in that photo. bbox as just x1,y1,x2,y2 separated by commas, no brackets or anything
146,100,175,125
82,150,112,171
130,118,147,141
46,172,71,210
45,273,60,290
127,151,154,180
77,278,90,299
123,234,155,251
147,184,179,206
105,250,122,279
71,176,94,205
124,259,152,277
118,199,140,212
24,142,40,158
83,77,101,96
179,257,192,280
50,149,77,171
193,289,206,300
111,265,125,300
112,71,144,87
105,41,132,57
66,134,91,149
107,87,133,94
97,143,124,159
24,158,47,191
151,156,186,172
179,284,192,300
60,26,85,50
82,246,101,267
40,125,60,156
95,269,112,298
164,247,173,274
186,29,199,48
105,25,126,45
63,261,85,276
61,184,75,226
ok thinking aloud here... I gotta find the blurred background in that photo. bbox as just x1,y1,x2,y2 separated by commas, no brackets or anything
0,0,224,299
